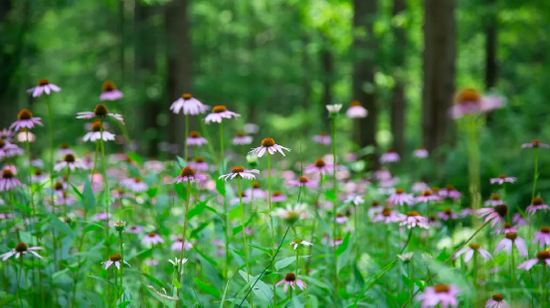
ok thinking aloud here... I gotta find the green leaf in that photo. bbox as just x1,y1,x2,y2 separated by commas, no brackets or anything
117,301,132,308
89,275,115,287
83,222,104,233
190,220,212,239
302,276,330,290
248,244,271,256
275,256,295,271
13,202,31,214
237,270,273,303
193,278,220,298
172,276,181,289
216,179,226,197
199,255,223,289
219,281,230,308
126,152,143,164
49,213,75,239
176,156,187,169
335,232,350,256
126,248,152,261
337,233,352,272
325,190,337,202
188,198,211,220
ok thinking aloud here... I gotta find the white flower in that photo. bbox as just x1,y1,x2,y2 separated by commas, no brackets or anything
290,239,313,250
397,252,414,263
273,203,308,224
326,104,343,114
168,257,189,268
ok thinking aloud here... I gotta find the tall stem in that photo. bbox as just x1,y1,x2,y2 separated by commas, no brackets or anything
511,247,516,305
184,114,189,161
267,152,277,307
99,121,111,304
237,178,253,308
176,180,191,304
331,115,338,306
219,122,230,279
543,265,547,308
119,230,124,301
532,147,539,201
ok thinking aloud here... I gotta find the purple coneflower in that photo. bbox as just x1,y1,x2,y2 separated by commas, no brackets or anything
517,251,550,271
120,177,148,193
100,81,124,101
399,211,429,229
170,93,210,115
312,132,331,145
244,123,259,134
493,222,518,235
271,191,287,203
276,273,307,293
187,131,208,146
102,253,130,270
56,142,74,157
328,236,344,247
288,176,318,189
456,243,492,262
272,203,307,224
477,205,509,227
170,238,193,251
512,212,528,226
290,238,313,250
30,169,48,183
526,196,549,215
335,213,348,224
416,190,439,203
189,156,209,172
173,166,206,183
495,232,528,257
411,182,429,193
83,121,115,142
10,109,43,131
368,200,383,217
1,242,43,261
417,283,460,307
77,104,124,124
372,207,401,224
232,132,253,145
54,191,76,206
0,169,22,192
127,226,144,234
439,185,462,200
204,105,239,123
0,213,14,219
219,166,260,181
438,208,459,221
485,193,504,206
532,226,550,248
490,174,516,185
0,139,24,158
27,79,61,97
250,137,290,157
387,188,414,206
412,146,429,158
346,100,368,118
305,158,332,175
485,294,508,308
142,232,164,246
245,182,267,199
521,139,549,148
374,168,392,181
54,154,88,172
448,88,503,119
94,212,112,221
379,148,400,164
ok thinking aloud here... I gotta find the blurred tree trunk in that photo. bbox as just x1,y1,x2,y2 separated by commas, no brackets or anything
390,0,407,156
135,1,160,156
352,0,377,167
302,34,311,110
164,0,192,157
118,0,125,81
422,0,455,153
320,42,333,130
485,0,497,90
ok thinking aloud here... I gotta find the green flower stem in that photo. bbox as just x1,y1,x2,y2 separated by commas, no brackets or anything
237,177,253,308
111,101,131,147
199,115,217,163
176,180,191,304
543,265,547,308
408,261,413,308
184,114,189,161
119,230,124,301
530,147,538,235
511,247,516,305
219,122,230,279
331,115,338,305
99,121,111,305
473,252,477,305
267,152,277,307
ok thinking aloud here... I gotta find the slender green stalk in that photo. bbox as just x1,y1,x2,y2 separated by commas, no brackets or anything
184,114,189,161
511,247,516,305
408,261,413,308
218,122,230,279
331,115,338,306
543,265,547,308
473,252,478,305
111,101,131,147
176,180,191,304
267,152,277,307
532,147,539,201
199,115,217,163
118,230,124,300
99,121,111,305
237,178,253,308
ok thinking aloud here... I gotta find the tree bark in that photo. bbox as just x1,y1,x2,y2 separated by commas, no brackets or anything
485,0,497,90
390,0,407,157
352,0,378,166
422,0,456,153
164,0,192,157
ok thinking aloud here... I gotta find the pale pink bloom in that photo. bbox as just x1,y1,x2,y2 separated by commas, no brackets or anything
244,123,259,134
326,104,342,114
290,239,313,250
345,152,357,162
485,294,508,308
484,193,504,206
399,212,429,229
335,214,348,224
0,243,43,261
127,226,145,234
250,137,290,157
379,149,400,163
271,191,287,203
233,134,253,145
245,185,267,199
439,185,462,200
417,284,460,308
437,209,459,221
230,192,251,205
416,190,440,203
142,232,164,246
455,244,492,262
204,105,239,123
532,227,550,248
492,223,518,235
76,105,124,124
460,207,474,217
0,213,14,219
100,81,124,101
170,94,210,115
517,251,550,271
367,202,383,217
494,233,528,257
346,101,368,118
187,131,208,146
276,273,307,293
170,238,193,251
287,176,318,189
16,130,36,143
312,132,331,145
94,212,112,221
10,109,42,131
0,140,24,158
449,89,503,119
526,197,549,215
173,167,207,183
428,216,442,228
490,174,516,185
219,167,260,181
372,208,401,224
144,259,158,266
120,177,148,193
305,158,334,175
281,170,296,180
54,193,76,206
387,189,414,206
56,143,74,158
83,122,116,142
27,79,61,97
54,154,88,172
412,182,430,193
412,146,429,158
30,170,48,183
374,169,392,181
521,139,549,148
0,169,22,192
188,158,208,172
328,237,344,247
345,195,364,206
102,254,130,270
144,160,165,173
477,205,508,228
512,213,528,226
